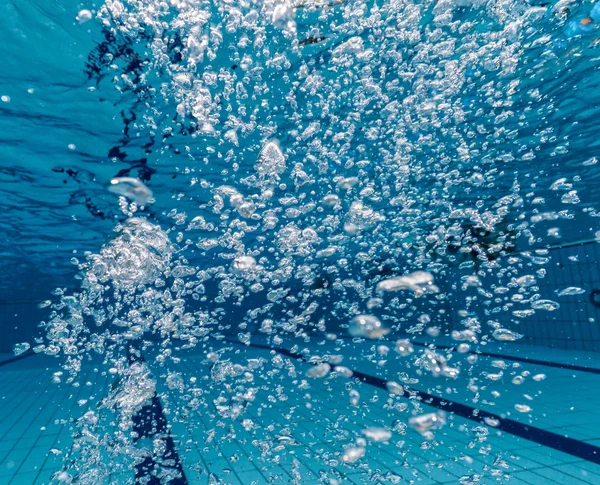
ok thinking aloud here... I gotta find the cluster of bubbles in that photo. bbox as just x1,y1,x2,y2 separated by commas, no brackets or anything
23,0,600,483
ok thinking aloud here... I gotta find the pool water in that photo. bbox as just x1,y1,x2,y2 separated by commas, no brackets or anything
1,0,600,484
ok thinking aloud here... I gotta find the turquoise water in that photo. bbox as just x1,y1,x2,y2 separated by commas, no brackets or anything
1,0,600,484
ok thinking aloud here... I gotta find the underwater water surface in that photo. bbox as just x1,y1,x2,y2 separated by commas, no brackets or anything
1,0,600,484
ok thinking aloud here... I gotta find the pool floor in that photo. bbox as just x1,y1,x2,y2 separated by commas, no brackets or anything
0,340,599,485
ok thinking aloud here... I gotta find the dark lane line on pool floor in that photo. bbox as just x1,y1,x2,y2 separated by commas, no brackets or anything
229,340,600,465
132,394,189,485
333,335,600,375
128,350,189,485
410,341,600,375
0,350,36,367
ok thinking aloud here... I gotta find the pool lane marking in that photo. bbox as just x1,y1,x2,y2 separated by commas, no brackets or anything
0,350,35,367
230,340,600,465
333,336,600,375
132,394,188,485
128,351,189,485
410,341,600,375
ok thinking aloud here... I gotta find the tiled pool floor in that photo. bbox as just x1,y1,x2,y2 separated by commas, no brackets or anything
0,340,598,485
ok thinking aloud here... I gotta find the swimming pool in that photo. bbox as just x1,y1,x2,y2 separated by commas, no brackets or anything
1,0,599,484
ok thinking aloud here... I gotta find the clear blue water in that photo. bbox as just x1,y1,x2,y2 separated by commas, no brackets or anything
1,1,600,484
